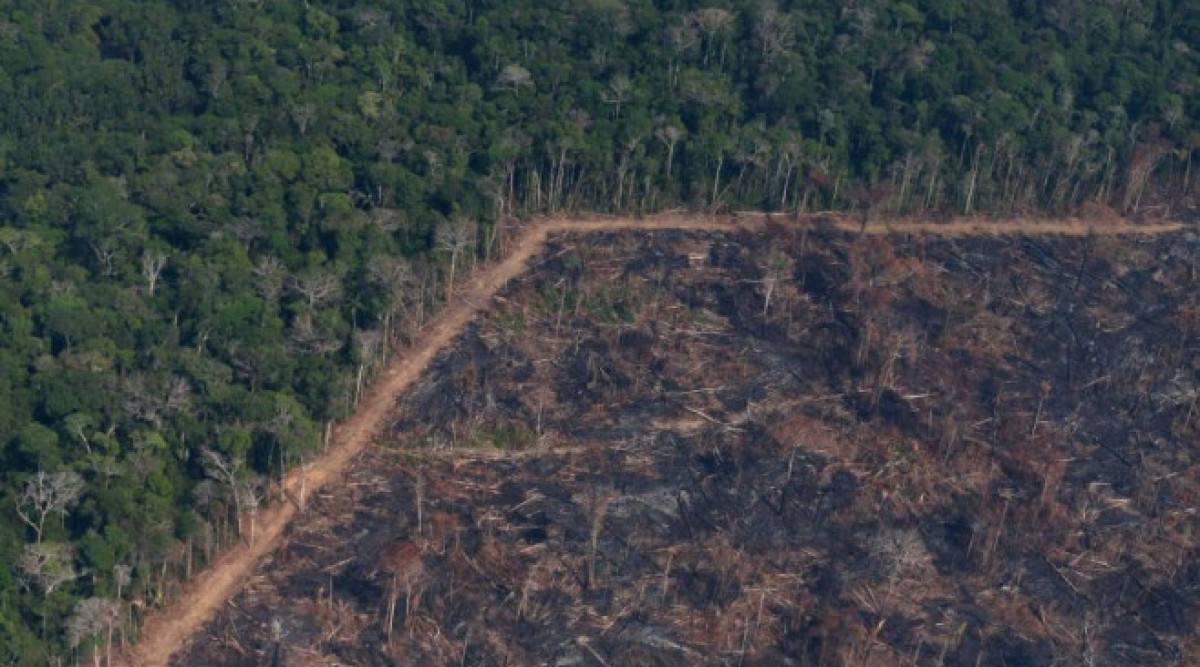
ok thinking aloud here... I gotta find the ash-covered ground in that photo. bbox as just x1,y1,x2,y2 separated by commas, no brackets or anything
176,225,1200,666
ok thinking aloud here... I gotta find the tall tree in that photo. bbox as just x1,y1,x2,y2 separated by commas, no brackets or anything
15,471,85,544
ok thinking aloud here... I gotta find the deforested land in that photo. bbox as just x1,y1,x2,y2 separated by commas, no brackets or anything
175,222,1200,666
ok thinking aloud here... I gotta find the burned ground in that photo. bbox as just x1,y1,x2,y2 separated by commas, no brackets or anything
175,226,1200,666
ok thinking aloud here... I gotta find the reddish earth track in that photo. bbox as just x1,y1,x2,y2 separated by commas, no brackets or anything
119,213,1188,666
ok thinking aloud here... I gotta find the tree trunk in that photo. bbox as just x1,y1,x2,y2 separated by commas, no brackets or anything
386,580,399,643
711,156,724,210
897,153,914,211
1184,150,1193,193
445,252,457,303
780,162,793,210
964,145,981,214
233,498,243,542
299,462,307,512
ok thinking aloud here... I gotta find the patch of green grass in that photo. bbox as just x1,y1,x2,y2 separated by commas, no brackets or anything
562,252,584,273
493,306,527,336
684,306,727,331
473,420,537,450
582,284,643,324
534,277,646,326
535,281,580,318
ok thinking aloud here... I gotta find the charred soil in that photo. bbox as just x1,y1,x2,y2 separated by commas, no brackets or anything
175,224,1200,666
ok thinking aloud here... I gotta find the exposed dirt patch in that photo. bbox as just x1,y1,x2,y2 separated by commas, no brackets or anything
170,222,1199,666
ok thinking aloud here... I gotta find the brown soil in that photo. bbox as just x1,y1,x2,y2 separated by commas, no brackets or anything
119,213,1190,666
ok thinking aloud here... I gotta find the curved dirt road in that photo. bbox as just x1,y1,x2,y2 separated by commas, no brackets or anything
121,213,1187,666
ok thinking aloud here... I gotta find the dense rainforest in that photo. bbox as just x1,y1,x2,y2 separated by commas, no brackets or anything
0,0,1196,661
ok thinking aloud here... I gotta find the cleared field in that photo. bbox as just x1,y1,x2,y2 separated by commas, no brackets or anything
169,221,1199,666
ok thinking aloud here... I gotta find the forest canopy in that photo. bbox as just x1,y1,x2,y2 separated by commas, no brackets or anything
0,0,1196,661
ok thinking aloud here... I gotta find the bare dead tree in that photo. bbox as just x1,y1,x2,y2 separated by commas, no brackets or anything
368,254,417,351
164,376,193,415
776,137,804,211
16,470,85,543
202,449,263,544
655,125,686,178
288,311,343,356
288,271,342,311
264,405,296,503
1122,141,1170,214
614,134,643,210
412,475,427,535
378,541,424,642
88,240,122,278
435,217,478,302
251,255,286,302
114,564,131,600
1031,380,1051,439
760,249,791,319
367,254,417,297
354,329,383,386
688,8,734,66
493,64,533,93
963,142,983,215
755,1,794,62
368,207,405,232
67,597,122,667
587,489,615,590
140,250,167,296
121,373,165,428
663,22,699,86
64,413,93,455
602,74,634,119
18,542,78,596
869,528,930,596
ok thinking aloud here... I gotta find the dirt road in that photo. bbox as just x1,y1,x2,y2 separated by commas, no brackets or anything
121,212,1187,666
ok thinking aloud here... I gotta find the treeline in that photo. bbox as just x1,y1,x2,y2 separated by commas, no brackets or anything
0,0,1197,661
